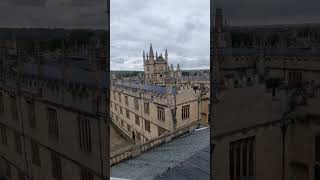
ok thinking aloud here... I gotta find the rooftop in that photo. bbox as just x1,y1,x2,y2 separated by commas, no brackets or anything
222,47,320,56
111,128,209,180
153,145,210,180
113,81,177,95
20,59,108,87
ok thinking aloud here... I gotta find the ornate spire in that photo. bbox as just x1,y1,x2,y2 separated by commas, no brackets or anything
165,49,168,61
143,50,145,60
149,43,154,59
146,52,149,60
156,51,158,58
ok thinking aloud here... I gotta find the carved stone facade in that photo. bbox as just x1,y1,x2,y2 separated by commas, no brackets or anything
110,80,209,143
212,6,320,180
0,38,109,180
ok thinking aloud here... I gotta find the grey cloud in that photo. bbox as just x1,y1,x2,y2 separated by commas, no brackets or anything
112,58,126,64
111,0,210,70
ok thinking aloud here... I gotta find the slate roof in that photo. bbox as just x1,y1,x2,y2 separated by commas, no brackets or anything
153,145,210,180
113,81,177,95
111,128,210,180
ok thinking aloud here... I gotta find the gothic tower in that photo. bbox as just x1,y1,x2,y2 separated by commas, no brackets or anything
213,5,228,90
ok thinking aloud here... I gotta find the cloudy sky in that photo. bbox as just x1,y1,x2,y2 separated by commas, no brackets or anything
110,0,210,71
0,0,107,29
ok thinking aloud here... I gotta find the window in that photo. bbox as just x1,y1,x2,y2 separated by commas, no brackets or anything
121,120,124,127
134,98,139,110
126,109,130,119
230,137,255,180
145,120,150,132
289,71,302,82
14,131,22,154
230,144,234,180
18,171,25,180
125,96,128,106
182,105,190,120
234,80,239,87
0,124,7,145
11,96,18,121
27,101,36,129
157,106,165,121
78,117,92,153
158,126,165,137
118,92,122,103
51,152,63,180
31,140,41,166
113,91,116,100
48,108,59,139
135,115,140,126
80,167,93,180
115,104,117,111
144,102,149,114
127,124,131,132
0,92,3,115
120,107,123,114
136,132,141,141
5,160,11,178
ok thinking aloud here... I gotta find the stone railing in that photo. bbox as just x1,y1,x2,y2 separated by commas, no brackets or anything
110,124,195,166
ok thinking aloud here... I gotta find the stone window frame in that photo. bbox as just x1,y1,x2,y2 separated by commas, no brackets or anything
182,105,190,120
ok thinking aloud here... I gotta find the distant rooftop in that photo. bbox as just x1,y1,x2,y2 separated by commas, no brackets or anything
111,128,209,180
113,80,177,95
20,59,108,87
177,76,210,81
222,47,320,56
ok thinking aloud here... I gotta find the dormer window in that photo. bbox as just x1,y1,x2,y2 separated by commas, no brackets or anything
234,80,238,85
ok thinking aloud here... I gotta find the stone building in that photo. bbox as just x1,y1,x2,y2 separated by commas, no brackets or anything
143,44,182,85
0,37,110,180
212,7,320,180
110,45,210,143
